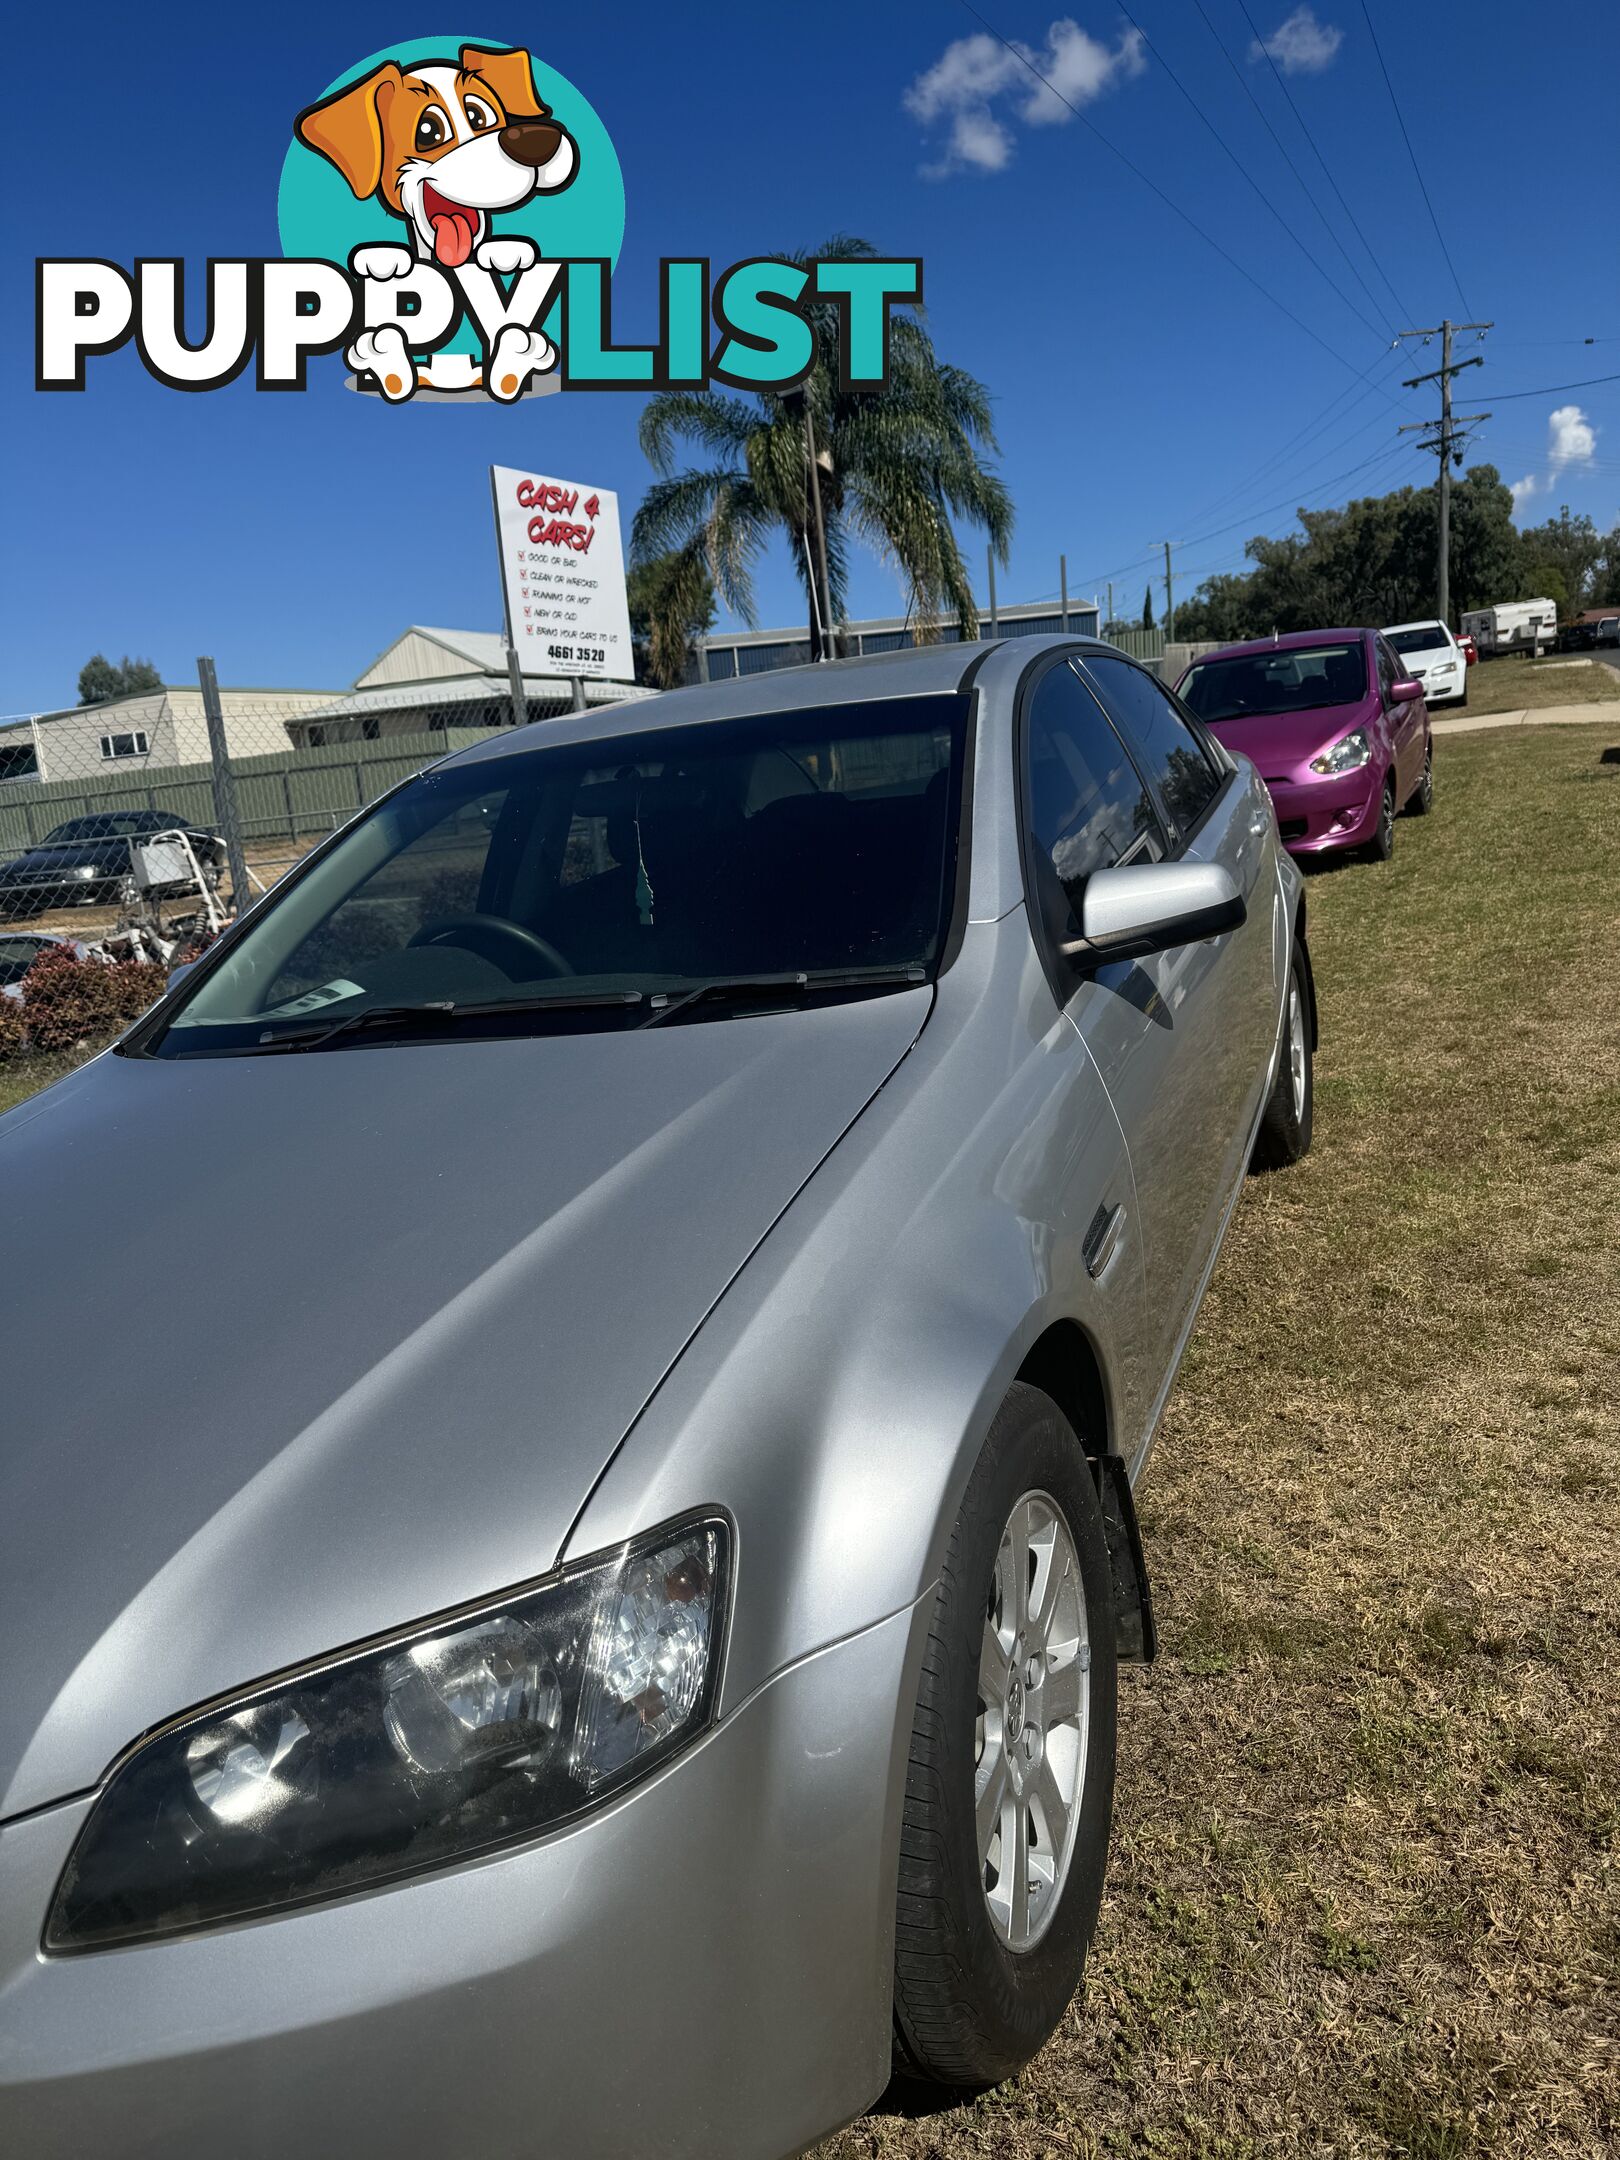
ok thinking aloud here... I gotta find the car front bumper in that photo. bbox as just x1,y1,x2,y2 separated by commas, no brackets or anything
0,1598,923,2160
1260,768,1382,855
1414,673,1465,704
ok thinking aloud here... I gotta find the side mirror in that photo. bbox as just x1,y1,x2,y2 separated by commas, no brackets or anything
1068,861,1245,966
1391,678,1423,703
166,959,197,989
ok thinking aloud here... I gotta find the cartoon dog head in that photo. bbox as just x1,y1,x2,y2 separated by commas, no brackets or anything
295,46,576,267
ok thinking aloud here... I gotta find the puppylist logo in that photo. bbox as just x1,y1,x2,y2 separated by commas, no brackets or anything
34,37,922,403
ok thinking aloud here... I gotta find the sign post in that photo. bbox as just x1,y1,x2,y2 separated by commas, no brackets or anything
490,465,635,707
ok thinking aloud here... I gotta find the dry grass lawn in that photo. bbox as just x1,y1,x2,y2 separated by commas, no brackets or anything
1461,653,1620,716
824,721,1620,2160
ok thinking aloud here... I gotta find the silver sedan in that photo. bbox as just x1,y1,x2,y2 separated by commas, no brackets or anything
0,635,1313,2158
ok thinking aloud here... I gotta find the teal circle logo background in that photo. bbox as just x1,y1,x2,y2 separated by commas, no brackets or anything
277,35,624,360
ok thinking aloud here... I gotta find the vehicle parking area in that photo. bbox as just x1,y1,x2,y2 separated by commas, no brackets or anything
823,720,1620,2159
3,838,317,947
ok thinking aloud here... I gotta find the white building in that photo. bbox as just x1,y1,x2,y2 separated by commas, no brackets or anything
4,630,652,785
281,627,651,748
3,682,338,787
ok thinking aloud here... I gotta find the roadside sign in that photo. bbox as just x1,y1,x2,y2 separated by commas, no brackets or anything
490,464,635,684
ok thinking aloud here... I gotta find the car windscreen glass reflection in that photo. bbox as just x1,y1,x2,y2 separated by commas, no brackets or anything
146,694,968,1057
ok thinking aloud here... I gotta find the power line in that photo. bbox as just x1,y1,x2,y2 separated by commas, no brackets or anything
1357,0,1471,315
1056,360,1417,599
1232,0,1415,325
1180,439,1414,553
953,1,1408,395
1174,353,1410,533
1051,440,1417,614
1191,0,1399,339
1487,336,1620,352
1490,371,1620,402
1112,2,1390,346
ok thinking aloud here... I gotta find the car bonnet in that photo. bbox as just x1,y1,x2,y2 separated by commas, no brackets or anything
1202,696,1375,774
0,988,929,1818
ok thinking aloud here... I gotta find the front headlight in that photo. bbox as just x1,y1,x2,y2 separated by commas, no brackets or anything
46,1517,728,1953
1309,727,1371,775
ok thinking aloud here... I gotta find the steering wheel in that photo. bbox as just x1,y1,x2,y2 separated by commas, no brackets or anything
408,914,574,978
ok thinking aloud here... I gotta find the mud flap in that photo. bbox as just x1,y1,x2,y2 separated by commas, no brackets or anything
1094,1453,1157,1662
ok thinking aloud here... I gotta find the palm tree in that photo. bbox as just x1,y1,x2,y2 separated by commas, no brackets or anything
631,237,1013,664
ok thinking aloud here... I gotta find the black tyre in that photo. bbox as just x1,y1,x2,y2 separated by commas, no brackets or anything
1366,774,1396,861
1252,941,1314,1170
1404,735,1434,816
892,1383,1117,2088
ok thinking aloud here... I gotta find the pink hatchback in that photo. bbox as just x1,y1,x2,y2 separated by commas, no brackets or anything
1177,628,1431,860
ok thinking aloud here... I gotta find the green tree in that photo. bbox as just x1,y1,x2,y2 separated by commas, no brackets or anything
1515,557,1569,612
626,550,717,689
1141,584,1155,630
1445,465,1529,618
1515,506,1604,616
78,654,162,705
631,237,1012,660
1593,525,1620,608
1172,462,1528,639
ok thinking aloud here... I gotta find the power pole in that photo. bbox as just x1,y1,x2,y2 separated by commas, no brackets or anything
987,546,999,637
1059,552,1069,634
1396,319,1493,624
1107,580,1114,632
1158,542,1177,643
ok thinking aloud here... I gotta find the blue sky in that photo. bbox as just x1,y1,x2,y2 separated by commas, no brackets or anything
4,0,1617,711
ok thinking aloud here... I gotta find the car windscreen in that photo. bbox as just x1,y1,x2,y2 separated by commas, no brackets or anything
142,694,968,1057
1178,643,1367,723
1387,626,1449,656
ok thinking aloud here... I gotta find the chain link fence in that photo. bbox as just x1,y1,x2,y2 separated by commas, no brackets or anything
0,667,521,991
0,636,1223,1008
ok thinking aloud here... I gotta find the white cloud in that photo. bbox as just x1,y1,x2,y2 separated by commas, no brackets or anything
1508,406,1598,519
1250,7,1344,75
905,19,1145,178
1548,403,1596,472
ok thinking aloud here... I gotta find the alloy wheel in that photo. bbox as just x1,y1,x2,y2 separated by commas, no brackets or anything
976,1489,1090,1952
1288,982,1307,1122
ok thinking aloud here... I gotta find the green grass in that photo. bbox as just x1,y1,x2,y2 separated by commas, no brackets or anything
1458,651,1620,715
0,1042,108,1116
824,722,1620,2160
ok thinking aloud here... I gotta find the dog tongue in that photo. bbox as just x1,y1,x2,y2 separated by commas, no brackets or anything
430,205,477,268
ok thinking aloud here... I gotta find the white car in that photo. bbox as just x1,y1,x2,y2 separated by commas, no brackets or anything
1384,619,1468,708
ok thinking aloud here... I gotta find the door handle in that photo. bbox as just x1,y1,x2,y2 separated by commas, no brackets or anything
1083,1200,1125,1279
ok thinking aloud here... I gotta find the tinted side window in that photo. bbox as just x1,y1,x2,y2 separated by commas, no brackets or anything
1024,661,1165,956
1080,655,1223,841
1375,639,1401,697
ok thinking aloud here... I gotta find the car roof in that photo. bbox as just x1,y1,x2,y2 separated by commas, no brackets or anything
1383,619,1450,635
434,634,1126,770
1185,628,1372,665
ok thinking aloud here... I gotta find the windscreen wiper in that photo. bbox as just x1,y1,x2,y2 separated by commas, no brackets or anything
638,965,927,1030
234,990,644,1054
